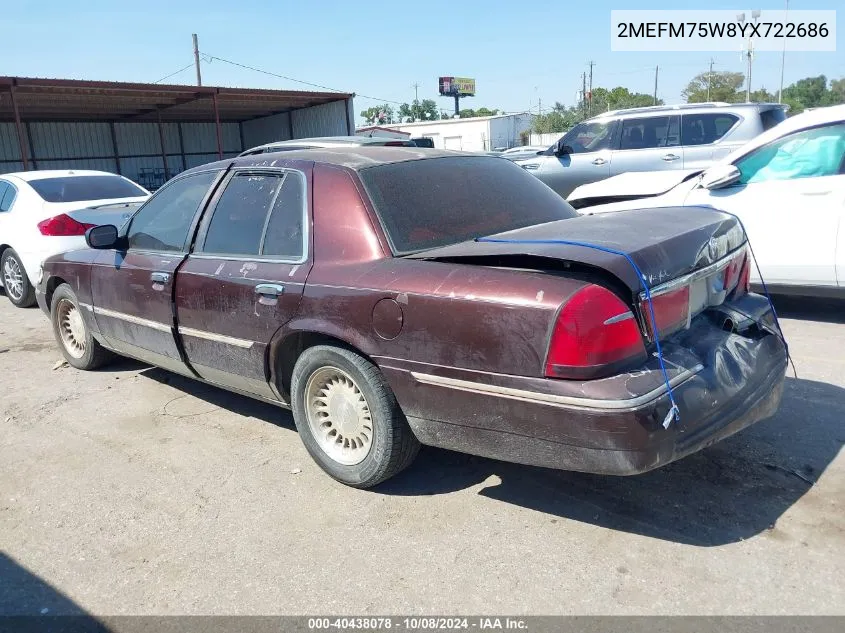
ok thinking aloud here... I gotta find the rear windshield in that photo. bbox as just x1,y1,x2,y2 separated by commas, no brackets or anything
29,175,147,203
359,156,578,254
760,107,787,131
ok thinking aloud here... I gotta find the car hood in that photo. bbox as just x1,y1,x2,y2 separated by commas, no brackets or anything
568,170,703,209
405,207,745,294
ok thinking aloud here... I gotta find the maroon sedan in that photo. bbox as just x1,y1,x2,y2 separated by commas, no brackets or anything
36,148,787,488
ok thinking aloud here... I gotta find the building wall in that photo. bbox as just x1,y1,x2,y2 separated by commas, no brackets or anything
389,114,534,152
0,98,354,187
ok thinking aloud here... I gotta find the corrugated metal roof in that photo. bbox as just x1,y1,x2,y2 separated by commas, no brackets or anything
0,76,352,123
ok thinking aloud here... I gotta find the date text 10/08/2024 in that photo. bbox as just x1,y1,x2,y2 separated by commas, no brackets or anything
307,617,528,630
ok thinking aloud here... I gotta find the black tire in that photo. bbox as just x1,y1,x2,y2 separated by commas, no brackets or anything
50,283,115,370
1,248,36,308
291,345,420,488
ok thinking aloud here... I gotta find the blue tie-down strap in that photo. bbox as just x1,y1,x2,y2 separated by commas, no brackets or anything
476,236,681,428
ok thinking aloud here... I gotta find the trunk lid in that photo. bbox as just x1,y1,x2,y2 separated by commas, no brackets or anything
65,201,144,229
405,206,745,294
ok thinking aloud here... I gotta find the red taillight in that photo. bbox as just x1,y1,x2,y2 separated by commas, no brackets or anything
37,214,96,236
545,284,646,379
640,285,691,341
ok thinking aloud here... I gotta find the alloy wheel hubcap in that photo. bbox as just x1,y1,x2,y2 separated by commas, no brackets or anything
2,257,24,301
57,299,87,359
305,366,373,465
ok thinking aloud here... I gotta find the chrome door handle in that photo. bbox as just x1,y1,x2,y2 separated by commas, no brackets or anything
662,153,680,161
255,283,285,297
591,158,607,166
150,271,170,284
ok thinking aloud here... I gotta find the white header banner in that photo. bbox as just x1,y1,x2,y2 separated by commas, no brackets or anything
611,10,836,52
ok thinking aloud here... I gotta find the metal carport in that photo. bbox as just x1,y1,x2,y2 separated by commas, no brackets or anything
0,76,354,187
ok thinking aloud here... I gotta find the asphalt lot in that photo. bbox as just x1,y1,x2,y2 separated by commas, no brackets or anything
0,292,843,616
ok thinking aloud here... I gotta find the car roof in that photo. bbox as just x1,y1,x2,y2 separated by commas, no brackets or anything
186,146,481,174
0,169,124,182
588,102,784,122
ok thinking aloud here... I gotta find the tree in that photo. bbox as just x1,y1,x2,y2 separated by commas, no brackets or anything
398,99,439,122
749,87,776,103
590,87,660,112
782,75,840,114
360,104,394,125
832,78,845,103
683,71,745,103
459,106,500,118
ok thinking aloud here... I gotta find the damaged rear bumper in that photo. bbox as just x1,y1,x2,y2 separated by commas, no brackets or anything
380,293,788,475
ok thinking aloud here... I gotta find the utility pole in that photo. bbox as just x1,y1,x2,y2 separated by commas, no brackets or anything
707,58,714,101
653,65,659,105
587,61,595,115
192,33,202,86
412,82,419,102
778,0,789,103
581,72,587,116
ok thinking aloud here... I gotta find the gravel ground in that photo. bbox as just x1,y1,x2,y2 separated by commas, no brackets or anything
0,293,843,616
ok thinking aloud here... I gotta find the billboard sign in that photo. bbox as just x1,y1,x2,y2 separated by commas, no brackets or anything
439,77,476,97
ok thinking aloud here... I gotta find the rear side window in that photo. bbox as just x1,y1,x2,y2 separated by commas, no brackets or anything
28,175,147,203
359,156,578,254
760,107,787,131
681,113,739,146
128,171,218,252
201,170,305,259
619,116,679,150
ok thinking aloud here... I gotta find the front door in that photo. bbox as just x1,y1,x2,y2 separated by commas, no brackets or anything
609,115,682,177
90,169,224,374
174,167,312,400
535,119,617,198
685,121,845,288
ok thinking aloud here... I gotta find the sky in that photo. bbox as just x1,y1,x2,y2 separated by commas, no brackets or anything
4,0,844,124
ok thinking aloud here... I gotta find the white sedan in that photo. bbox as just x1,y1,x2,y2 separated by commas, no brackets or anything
569,104,845,297
0,170,149,307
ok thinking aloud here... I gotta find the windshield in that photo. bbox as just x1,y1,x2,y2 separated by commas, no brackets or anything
359,156,578,254
29,175,147,203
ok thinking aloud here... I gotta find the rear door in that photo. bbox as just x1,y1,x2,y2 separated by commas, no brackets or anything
609,115,682,176
90,169,223,374
681,112,741,167
174,167,311,399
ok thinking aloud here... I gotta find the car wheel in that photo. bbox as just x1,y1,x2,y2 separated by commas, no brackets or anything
1,249,36,308
291,345,420,488
50,283,115,370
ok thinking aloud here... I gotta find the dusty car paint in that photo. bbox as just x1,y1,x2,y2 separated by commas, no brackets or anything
37,148,787,477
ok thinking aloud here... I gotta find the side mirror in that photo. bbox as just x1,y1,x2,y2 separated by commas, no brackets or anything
86,224,121,249
700,164,741,190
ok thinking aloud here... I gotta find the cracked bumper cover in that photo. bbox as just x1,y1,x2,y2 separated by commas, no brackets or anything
381,294,788,475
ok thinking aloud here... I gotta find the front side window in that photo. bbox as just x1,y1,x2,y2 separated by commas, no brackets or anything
560,121,616,153
200,170,305,259
681,113,739,146
128,170,218,252
735,122,845,185
619,116,679,150
28,175,147,203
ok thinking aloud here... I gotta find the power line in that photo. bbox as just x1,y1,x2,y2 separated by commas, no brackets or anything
199,51,406,106
154,63,195,84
